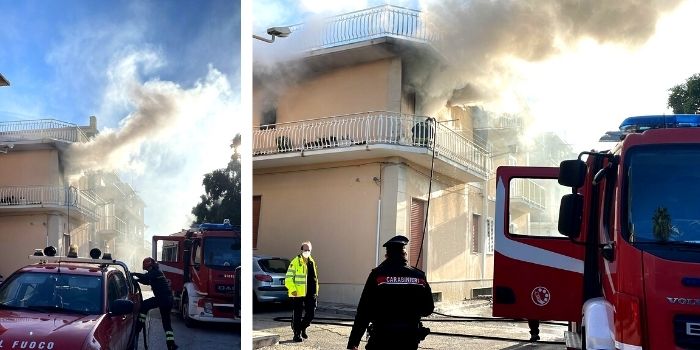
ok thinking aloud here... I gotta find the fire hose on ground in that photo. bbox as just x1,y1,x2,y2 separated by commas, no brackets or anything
272,312,567,345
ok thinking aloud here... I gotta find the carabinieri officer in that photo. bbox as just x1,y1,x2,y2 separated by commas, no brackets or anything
347,235,434,350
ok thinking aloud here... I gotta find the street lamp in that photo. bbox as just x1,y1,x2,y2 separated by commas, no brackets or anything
253,26,292,43
0,73,9,87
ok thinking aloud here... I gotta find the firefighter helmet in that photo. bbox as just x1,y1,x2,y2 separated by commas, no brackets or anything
142,257,156,270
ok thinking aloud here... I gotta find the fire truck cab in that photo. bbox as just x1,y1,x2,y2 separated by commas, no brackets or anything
153,220,241,326
493,115,700,349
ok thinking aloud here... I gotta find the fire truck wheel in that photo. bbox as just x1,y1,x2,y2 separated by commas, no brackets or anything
181,292,195,328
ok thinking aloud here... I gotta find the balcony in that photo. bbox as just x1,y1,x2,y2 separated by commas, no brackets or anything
288,5,436,51
0,186,99,222
0,119,89,144
259,5,441,73
253,112,490,182
509,179,546,213
95,215,127,241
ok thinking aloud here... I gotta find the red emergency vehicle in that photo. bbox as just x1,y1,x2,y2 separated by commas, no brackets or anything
0,246,142,349
493,115,700,349
153,221,241,326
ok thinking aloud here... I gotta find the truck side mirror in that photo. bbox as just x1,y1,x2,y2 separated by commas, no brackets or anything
109,299,134,316
558,193,583,238
183,239,193,250
559,160,586,188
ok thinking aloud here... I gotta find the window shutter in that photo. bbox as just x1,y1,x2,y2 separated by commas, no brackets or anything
410,198,425,268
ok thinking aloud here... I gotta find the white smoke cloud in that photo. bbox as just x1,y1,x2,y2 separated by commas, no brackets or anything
66,50,237,237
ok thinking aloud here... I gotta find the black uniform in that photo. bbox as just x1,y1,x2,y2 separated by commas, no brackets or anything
133,265,176,347
346,252,434,349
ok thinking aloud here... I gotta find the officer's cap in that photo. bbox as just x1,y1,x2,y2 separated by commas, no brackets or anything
383,235,409,248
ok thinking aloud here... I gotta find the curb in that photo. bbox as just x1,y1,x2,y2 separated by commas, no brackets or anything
316,303,357,318
253,331,279,349
434,299,492,315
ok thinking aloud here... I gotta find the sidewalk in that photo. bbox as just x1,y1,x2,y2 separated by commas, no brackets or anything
252,298,493,349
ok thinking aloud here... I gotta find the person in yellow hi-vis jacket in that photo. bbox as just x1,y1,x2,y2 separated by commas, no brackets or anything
285,241,319,342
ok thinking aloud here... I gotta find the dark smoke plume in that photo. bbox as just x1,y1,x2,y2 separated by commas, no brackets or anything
415,0,683,114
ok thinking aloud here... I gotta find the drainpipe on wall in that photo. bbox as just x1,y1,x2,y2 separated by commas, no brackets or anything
375,199,381,267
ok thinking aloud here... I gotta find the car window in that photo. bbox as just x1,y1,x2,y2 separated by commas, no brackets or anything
107,274,121,304
114,272,128,299
0,272,102,314
258,258,289,273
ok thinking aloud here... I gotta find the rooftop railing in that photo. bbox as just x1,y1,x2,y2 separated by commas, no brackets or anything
0,185,99,219
0,119,89,143
253,111,490,178
289,5,436,50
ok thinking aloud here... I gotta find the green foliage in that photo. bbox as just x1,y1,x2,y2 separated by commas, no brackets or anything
191,135,241,226
652,206,677,241
668,73,700,114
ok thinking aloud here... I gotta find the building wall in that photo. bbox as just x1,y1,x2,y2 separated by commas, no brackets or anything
0,149,62,186
0,214,51,278
394,162,491,301
254,58,402,125
253,161,382,305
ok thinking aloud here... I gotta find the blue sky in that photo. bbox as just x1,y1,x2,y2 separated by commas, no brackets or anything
0,0,241,239
1,0,239,123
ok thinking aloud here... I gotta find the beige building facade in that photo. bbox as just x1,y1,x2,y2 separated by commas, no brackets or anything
0,118,146,278
253,6,494,305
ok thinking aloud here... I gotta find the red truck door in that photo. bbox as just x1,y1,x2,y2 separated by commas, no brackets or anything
492,166,585,321
152,236,185,295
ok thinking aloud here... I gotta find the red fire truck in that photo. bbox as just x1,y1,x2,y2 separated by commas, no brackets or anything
493,115,700,349
153,221,241,326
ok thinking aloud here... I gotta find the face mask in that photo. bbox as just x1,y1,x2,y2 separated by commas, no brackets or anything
302,251,311,258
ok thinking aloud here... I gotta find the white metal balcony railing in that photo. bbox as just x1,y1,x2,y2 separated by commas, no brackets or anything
0,119,89,143
253,112,490,177
96,215,127,237
510,178,546,210
0,186,99,218
289,5,437,51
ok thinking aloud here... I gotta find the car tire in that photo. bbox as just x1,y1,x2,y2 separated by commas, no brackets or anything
253,292,263,311
181,292,195,328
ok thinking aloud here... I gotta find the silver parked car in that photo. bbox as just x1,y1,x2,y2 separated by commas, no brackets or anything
253,255,290,306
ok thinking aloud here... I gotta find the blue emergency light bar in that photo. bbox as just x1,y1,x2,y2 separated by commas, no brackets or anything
619,114,700,132
600,114,700,142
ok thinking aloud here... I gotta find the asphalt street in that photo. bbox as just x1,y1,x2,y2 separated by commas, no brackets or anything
141,291,241,349
253,301,567,350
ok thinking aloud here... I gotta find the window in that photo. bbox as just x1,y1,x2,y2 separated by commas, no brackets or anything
486,217,495,254
114,272,128,299
107,273,127,304
626,145,700,243
204,236,241,269
194,241,202,265
157,240,179,262
471,214,480,253
410,198,426,268
508,178,567,238
0,273,102,314
258,258,290,273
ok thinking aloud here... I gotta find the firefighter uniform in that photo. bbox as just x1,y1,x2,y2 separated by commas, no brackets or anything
285,249,319,342
347,236,434,350
134,257,178,350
